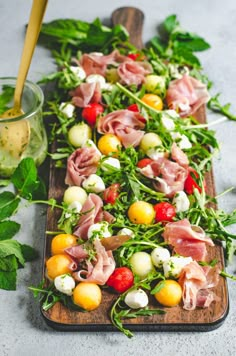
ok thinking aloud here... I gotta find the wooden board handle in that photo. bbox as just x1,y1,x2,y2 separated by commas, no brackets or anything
112,7,144,49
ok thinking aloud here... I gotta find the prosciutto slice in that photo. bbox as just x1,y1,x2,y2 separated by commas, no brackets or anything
70,82,101,108
171,142,189,167
166,74,210,117
73,238,116,285
65,146,101,186
140,157,188,197
117,60,152,86
97,109,145,148
163,219,214,261
178,261,220,310
79,50,127,76
73,193,115,240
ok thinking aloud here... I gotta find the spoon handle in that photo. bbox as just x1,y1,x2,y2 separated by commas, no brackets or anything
14,0,48,108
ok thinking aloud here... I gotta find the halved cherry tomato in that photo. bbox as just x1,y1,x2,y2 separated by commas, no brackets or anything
103,183,120,204
154,202,176,223
184,169,202,195
141,93,163,111
137,158,153,169
81,103,104,126
127,103,139,112
106,267,134,293
127,53,139,61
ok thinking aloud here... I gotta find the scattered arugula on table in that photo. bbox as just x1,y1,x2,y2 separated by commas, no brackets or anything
0,158,46,290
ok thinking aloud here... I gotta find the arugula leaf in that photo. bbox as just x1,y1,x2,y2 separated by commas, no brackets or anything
0,270,17,290
0,239,25,266
0,191,20,221
0,221,20,241
207,93,236,121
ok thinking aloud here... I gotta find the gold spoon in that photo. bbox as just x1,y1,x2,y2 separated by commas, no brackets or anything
0,0,48,158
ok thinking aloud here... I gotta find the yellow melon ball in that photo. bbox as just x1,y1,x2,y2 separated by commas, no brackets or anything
72,282,102,311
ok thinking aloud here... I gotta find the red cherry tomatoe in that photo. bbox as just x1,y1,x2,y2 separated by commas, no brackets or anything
81,103,104,126
153,202,176,223
137,158,153,169
184,169,202,195
106,267,134,293
103,183,120,205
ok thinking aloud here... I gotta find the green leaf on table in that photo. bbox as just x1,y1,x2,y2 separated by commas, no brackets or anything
11,158,46,200
0,191,20,221
172,33,210,52
0,220,20,240
0,239,25,266
0,270,17,290
20,244,39,262
163,14,179,34
0,255,18,272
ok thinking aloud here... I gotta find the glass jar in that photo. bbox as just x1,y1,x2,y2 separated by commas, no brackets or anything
0,77,48,177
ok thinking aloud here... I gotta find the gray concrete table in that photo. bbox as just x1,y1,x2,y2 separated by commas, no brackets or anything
0,1,236,355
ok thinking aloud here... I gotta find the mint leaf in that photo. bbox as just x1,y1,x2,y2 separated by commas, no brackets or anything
0,85,14,115
11,158,40,199
0,255,18,271
0,239,25,266
0,191,20,221
163,14,179,34
172,33,210,52
0,221,20,240
0,270,17,290
20,244,39,262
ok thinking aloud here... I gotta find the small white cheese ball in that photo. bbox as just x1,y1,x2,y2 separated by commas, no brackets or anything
63,186,88,206
151,247,171,268
69,65,86,80
59,102,75,118
117,228,134,238
87,221,111,239
64,201,83,219
163,256,193,278
124,289,149,309
82,174,105,193
100,157,121,171
146,147,166,160
170,132,192,149
54,274,75,296
173,191,190,212
86,74,106,87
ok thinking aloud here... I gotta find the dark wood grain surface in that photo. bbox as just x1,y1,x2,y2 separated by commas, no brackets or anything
41,7,229,332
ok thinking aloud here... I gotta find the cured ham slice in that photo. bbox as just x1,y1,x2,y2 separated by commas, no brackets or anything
65,244,88,262
65,146,101,186
97,109,145,148
79,50,127,76
140,157,188,197
163,219,214,260
73,193,115,240
117,60,152,86
73,238,116,285
171,142,189,167
166,74,210,117
178,261,220,310
70,82,101,108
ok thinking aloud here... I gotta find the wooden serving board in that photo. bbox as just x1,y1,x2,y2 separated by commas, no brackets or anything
41,7,229,332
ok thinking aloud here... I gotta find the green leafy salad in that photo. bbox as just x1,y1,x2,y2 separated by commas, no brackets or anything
6,14,236,337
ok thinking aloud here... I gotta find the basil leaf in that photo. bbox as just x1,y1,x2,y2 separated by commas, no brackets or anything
0,270,17,290
0,239,25,266
0,192,20,221
20,244,39,262
0,221,20,240
0,85,14,114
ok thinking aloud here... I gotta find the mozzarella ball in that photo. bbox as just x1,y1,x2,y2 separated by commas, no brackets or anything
86,74,106,87
100,157,121,171
82,174,105,193
117,228,134,238
161,116,175,131
129,251,154,279
163,256,193,278
68,123,92,147
140,132,162,153
64,201,82,219
146,147,166,160
87,221,111,239
151,247,171,268
54,274,75,296
59,102,75,118
172,191,190,212
170,132,192,149
69,65,86,80
63,186,88,206
124,289,149,309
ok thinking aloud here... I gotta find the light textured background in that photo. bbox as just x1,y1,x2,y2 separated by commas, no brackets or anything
0,1,236,355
